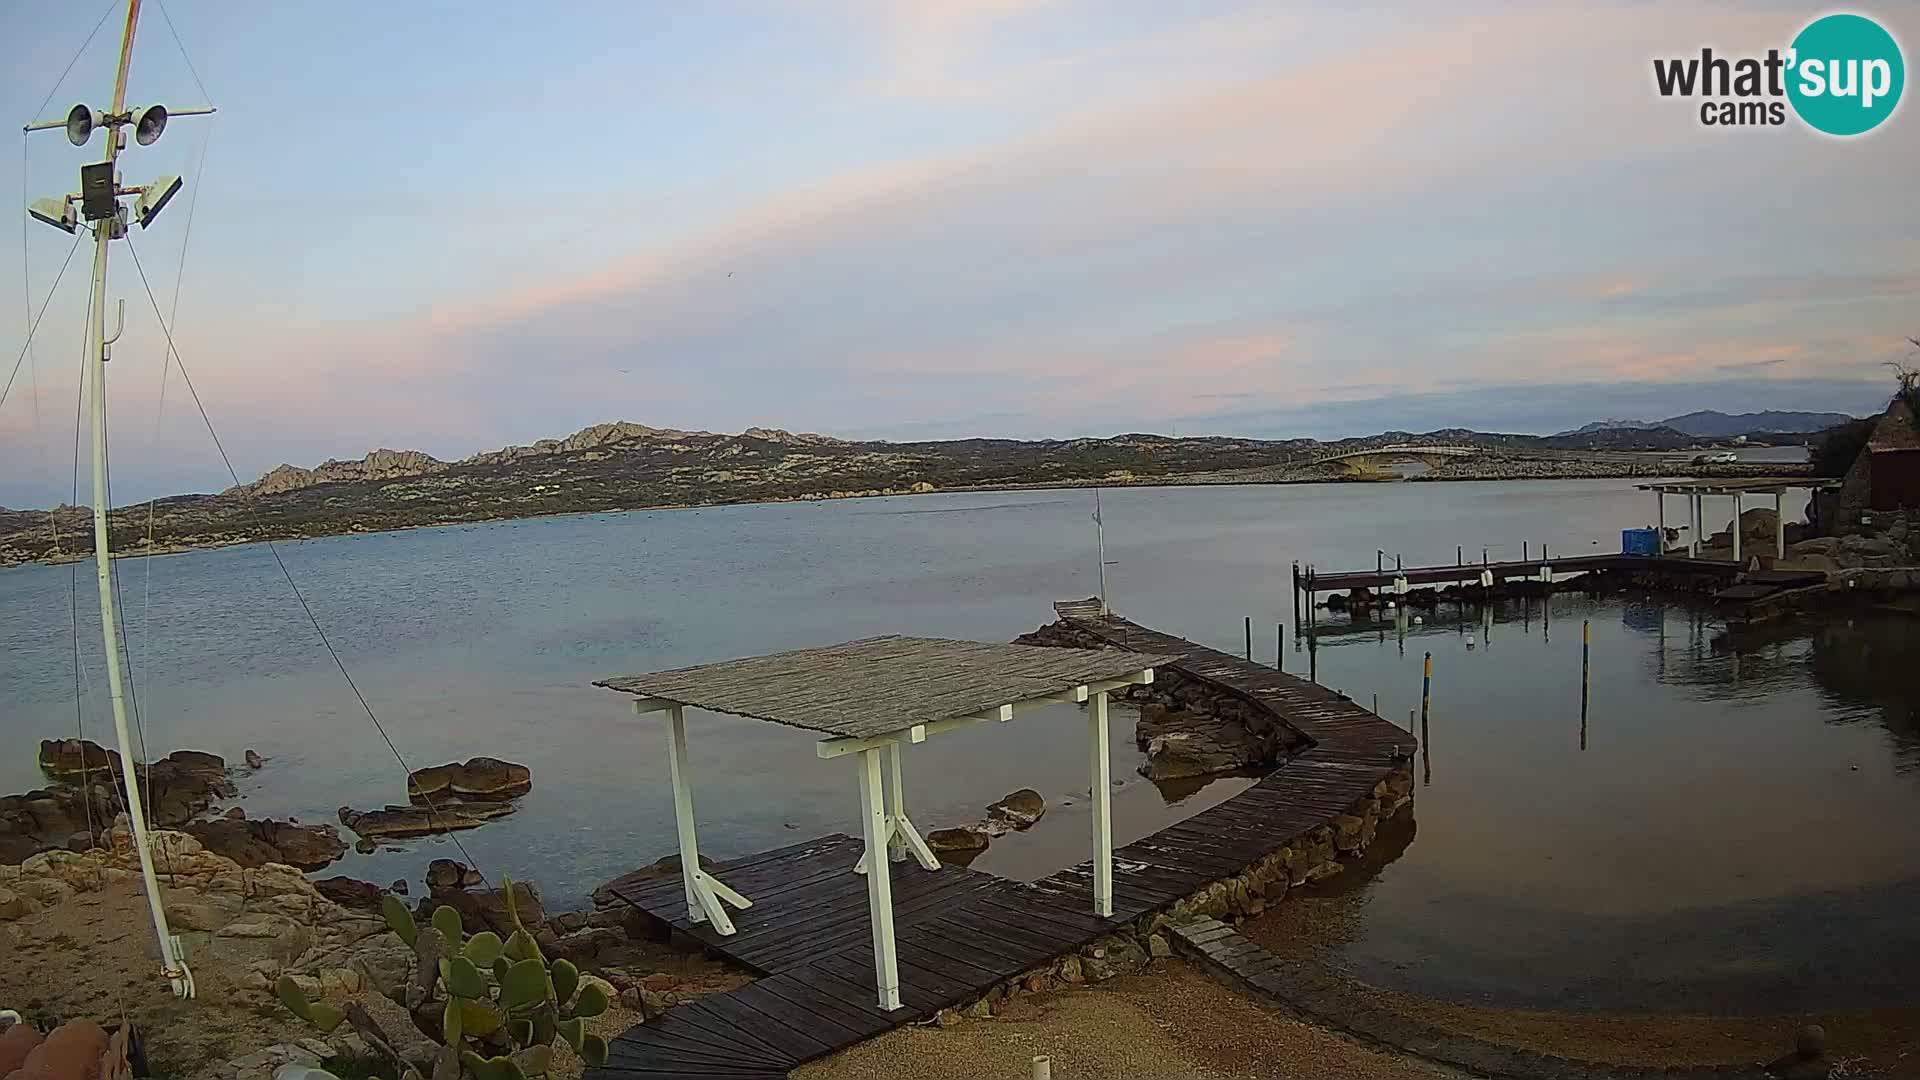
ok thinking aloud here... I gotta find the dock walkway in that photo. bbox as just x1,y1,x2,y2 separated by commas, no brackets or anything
1299,552,1739,595
588,607,1414,1080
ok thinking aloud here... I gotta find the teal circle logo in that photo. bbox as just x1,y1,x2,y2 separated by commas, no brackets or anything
1787,13,1905,135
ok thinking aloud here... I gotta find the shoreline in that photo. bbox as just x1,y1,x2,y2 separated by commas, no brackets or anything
0,461,1808,571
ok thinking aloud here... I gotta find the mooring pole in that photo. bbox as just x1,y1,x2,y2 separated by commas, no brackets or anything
1523,540,1529,562
1244,616,1252,661
1421,651,1432,733
1456,544,1462,566
1580,620,1591,751
1276,623,1283,671
1372,692,1379,716
1291,561,1302,630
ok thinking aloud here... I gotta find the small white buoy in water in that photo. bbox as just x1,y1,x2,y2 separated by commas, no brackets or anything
1466,634,1477,649
1413,615,1424,625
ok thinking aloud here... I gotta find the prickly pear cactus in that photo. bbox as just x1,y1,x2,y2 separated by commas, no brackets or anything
280,877,608,1077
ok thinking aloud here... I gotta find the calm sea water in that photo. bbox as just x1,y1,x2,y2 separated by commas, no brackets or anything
6,466,1913,1012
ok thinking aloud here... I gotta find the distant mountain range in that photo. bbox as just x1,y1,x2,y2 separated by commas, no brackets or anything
1557,410,1855,439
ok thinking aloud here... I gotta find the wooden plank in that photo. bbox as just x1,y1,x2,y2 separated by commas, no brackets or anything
810,948,950,1015
692,991,832,1063
750,974,898,1040
647,1003,798,1067
923,915,1060,969
602,1028,795,1076
728,979,868,1047
935,907,1094,961
895,935,1017,986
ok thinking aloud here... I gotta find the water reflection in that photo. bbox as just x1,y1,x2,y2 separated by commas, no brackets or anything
1298,595,1920,1013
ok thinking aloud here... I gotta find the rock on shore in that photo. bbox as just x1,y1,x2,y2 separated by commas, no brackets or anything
183,817,349,872
403,757,532,802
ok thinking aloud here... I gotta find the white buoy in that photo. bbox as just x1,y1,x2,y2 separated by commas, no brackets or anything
1413,615,1424,625
1466,634,1477,649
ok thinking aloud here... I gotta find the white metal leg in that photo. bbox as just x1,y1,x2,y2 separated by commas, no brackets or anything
855,741,941,875
1775,492,1785,559
857,748,902,1010
1089,691,1114,918
662,704,749,934
886,744,907,863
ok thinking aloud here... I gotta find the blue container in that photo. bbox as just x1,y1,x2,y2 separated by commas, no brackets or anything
1621,527,1659,556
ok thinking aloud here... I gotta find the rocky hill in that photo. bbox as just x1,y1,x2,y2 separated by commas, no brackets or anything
0,420,1805,565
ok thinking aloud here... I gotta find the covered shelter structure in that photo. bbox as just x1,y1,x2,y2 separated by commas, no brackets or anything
1637,477,1840,561
596,635,1171,1010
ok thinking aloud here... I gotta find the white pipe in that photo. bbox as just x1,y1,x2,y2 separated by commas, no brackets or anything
1031,1056,1052,1080
87,0,189,1000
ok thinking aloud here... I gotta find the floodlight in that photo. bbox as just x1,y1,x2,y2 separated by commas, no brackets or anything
28,196,77,234
135,174,182,228
65,103,95,146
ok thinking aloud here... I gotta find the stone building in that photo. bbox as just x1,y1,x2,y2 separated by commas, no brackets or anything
1828,396,1920,531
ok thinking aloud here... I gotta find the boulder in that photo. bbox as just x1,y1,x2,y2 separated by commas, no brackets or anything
419,880,543,937
405,757,531,803
0,1022,43,1075
244,749,266,769
336,801,514,841
0,785,119,863
183,818,347,872
984,789,1045,833
14,1019,108,1080
0,886,36,920
1141,732,1252,781
926,825,991,853
425,859,484,891
312,876,387,913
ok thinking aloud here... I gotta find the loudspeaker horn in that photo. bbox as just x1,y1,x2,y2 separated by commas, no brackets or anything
132,104,168,146
65,103,95,147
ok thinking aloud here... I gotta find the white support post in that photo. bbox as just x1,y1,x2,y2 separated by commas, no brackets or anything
1689,492,1701,557
854,741,942,875
1089,690,1114,918
1731,492,1742,565
1775,491,1786,560
659,703,749,934
886,743,908,863
856,747,902,1010
1656,492,1665,546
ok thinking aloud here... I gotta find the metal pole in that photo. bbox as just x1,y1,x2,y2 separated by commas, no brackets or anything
84,0,188,1002
1031,1056,1053,1080
1731,492,1743,566
1523,541,1529,562
1276,623,1283,671
1291,561,1301,630
1581,621,1591,751
1774,491,1785,560
1244,616,1252,661
1372,692,1378,716
1420,651,1432,733
1093,489,1108,615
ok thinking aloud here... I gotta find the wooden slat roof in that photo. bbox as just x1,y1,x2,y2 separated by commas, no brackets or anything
597,635,1173,740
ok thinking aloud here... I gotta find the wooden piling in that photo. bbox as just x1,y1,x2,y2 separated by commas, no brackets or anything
1276,623,1283,671
1244,616,1252,661
1420,651,1432,733
1580,619,1590,750
1291,561,1302,629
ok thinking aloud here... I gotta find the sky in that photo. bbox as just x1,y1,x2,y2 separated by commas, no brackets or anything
1,1,1915,505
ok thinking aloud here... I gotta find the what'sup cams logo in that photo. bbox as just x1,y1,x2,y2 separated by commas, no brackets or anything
1654,12,1905,135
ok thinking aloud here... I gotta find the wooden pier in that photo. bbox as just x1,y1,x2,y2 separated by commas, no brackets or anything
1293,552,1742,613
587,607,1414,1079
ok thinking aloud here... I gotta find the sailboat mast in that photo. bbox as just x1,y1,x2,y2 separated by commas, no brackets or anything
83,0,191,999
1094,488,1108,615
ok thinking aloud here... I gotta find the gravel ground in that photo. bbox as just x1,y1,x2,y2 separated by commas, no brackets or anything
794,959,1453,1080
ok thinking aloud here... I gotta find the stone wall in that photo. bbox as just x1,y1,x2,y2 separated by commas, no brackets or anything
1014,621,1313,778
928,767,1415,1023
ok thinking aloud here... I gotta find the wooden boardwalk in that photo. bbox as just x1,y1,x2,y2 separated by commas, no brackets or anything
589,608,1415,1079
1299,552,1740,594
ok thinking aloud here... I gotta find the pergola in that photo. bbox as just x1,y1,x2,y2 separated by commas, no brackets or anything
597,635,1173,1010
1638,478,1840,561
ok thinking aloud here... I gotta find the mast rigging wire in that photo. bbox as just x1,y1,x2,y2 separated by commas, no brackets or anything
2,232,86,415
124,235,493,884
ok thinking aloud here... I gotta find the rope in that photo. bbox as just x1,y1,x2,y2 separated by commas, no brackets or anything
29,0,119,125
123,235,492,885
153,0,214,104
1,231,85,415
134,122,212,852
